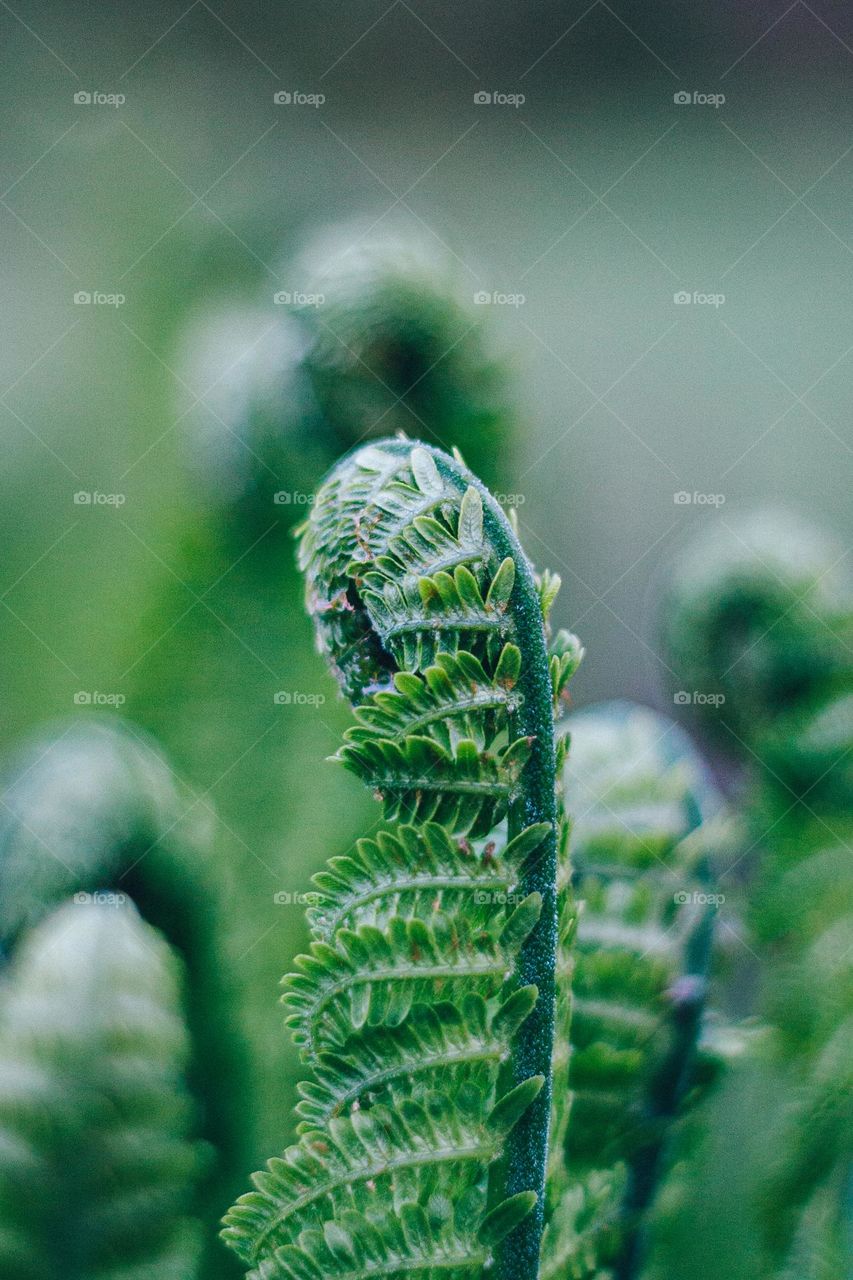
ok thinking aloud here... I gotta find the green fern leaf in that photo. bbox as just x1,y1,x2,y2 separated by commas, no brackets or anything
226,439,583,1280
0,900,205,1280
546,702,724,1276
0,718,248,1271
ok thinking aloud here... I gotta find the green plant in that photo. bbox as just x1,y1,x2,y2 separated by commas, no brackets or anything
294,226,514,486
663,511,853,1278
123,228,519,1161
0,717,247,1275
547,702,725,1279
0,899,205,1280
223,438,581,1280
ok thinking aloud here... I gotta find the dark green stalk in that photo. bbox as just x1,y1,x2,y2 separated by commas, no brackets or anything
391,442,558,1280
224,437,570,1280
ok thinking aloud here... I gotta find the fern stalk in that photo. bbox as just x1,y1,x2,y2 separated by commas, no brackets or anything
224,438,580,1280
392,440,559,1280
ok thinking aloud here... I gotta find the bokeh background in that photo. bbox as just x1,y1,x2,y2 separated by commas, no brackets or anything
1,1,851,1271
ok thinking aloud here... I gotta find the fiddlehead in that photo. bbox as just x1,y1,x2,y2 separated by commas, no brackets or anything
542,702,725,1280
0,717,248,1274
0,900,205,1280
223,439,580,1280
294,226,513,486
663,510,853,1277
662,509,850,789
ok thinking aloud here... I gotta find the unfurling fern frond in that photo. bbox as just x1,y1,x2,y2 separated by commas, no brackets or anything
0,718,247,1273
293,225,514,485
224,439,581,1280
541,702,725,1280
0,900,205,1280
663,510,853,1279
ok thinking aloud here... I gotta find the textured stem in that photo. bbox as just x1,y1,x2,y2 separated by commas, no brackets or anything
384,441,558,1280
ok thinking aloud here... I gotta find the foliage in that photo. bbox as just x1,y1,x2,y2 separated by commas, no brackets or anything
175,225,514,543
0,900,205,1280
548,702,724,1279
295,225,514,486
223,438,577,1280
0,718,247,1276
664,509,853,1279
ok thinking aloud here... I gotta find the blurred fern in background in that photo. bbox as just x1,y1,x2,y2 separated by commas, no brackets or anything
125,224,518,1165
545,702,726,1280
0,900,205,1280
0,718,246,1277
662,511,852,1280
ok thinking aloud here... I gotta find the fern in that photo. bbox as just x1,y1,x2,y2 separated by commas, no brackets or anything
295,226,513,485
664,510,853,1278
0,717,247,1273
543,702,725,1280
0,899,205,1280
223,439,581,1280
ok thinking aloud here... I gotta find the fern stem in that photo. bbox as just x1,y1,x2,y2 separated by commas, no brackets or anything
381,441,558,1280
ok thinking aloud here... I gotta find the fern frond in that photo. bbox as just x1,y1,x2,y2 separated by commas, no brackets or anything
0,900,204,1280
545,702,723,1277
295,988,538,1131
663,510,852,1279
306,821,550,940
0,718,247,1270
343,645,525,750
226,439,581,1280
225,1084,542,1266
336,732,533,837
283,894,542,1057
540,1170,623,1280
294,224,513,484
